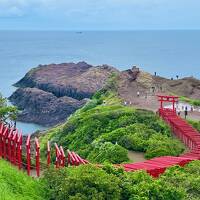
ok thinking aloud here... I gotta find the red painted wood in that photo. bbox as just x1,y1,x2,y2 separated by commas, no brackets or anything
47,141,51,167
35,137,40,177
26,134,31,176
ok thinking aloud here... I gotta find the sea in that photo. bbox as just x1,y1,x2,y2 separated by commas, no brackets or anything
0,30,200,134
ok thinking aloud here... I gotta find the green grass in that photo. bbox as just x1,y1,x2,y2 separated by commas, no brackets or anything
188,119,200,132
0,159,45,200
179,96,200,106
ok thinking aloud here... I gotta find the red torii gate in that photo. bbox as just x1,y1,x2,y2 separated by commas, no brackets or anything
157,95,179,112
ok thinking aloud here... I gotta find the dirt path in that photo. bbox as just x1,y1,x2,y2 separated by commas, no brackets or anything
128,151,146,162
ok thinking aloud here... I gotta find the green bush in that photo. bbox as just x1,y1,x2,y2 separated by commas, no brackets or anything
43,165,122,200
145,134,185,159
160,161,200,200
123,172,184,200
188,119,200,132
43,163,189,200
88,142,129,164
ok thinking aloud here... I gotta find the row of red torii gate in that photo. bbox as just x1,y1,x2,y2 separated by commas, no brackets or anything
0,95,200,177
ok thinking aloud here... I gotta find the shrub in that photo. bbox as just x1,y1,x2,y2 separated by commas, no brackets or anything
188,119,200,132
88,142,129,164
160,161,200,200
145,134,185,159
43,165,122,200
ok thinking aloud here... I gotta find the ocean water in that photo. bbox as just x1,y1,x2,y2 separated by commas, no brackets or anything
0,30,200,134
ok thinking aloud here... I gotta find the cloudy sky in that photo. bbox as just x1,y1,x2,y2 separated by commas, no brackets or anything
0,0,200,30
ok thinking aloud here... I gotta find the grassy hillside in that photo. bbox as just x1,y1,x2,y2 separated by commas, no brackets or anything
39,88,185,164
0,160,45,200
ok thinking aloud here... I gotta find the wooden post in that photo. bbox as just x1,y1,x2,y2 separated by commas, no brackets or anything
26,134,31,176
8,128,13,162
72,152,80,166
160,97,163,109
172,99,175,112
35,137,40,177
67,150,75,166
60,146,65,167
0,123,4,157
67,150,71,166
47,141,51,167
17,132,22,170
12,130,17,165
55,143,61,168
2,127,8,158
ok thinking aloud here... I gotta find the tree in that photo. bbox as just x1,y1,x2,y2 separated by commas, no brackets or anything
0,93,18,127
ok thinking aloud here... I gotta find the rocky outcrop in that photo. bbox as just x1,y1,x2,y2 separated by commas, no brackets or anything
10,88,87,126
15,61,118,100
10,61,119,126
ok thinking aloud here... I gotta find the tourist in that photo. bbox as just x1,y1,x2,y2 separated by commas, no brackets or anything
184,106,188,119
137,91,140,97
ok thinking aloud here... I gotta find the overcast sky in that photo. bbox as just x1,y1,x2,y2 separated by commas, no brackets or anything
0,0,200,30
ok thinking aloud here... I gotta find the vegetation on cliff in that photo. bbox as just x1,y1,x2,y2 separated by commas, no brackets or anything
39,78,185,164
43,160,200,200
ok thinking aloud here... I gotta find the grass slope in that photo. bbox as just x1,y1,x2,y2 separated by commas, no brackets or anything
0,159,45,200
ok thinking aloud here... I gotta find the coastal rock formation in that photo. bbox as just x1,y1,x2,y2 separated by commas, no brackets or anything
10,88,87,126
10,62,119,126
15,61,118,100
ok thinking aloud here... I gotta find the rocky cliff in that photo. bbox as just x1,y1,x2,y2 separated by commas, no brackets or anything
10,62,119,126
15,61,118,100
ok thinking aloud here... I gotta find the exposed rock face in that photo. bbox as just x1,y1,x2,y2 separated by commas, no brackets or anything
10,88,87,126
15,61,118,100
10,62,119,126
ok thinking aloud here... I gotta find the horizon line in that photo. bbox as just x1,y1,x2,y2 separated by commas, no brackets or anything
0,28,200,32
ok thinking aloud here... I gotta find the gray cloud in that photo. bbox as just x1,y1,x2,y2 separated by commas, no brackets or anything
0,0,200,29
